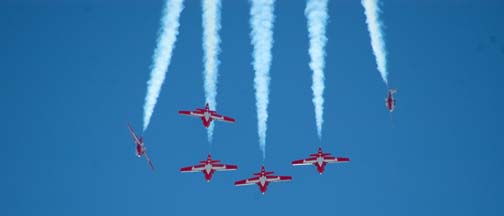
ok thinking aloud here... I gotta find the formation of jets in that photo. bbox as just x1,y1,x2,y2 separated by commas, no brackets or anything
128,94,397,193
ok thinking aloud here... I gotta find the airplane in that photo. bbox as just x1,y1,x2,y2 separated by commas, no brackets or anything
180,154,238,182
291,147,349,174
178,103,235,128
234,165,292,194
385,88,397,112
128,123,154,170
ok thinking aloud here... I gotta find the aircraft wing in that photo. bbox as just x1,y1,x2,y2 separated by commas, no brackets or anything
144,151,155,171
210,113,236,123
179,110,204,117
234,177,260,186
324,156,350,163
291,157,317,166
213,164,238,171
128,123,141,145
180,164,205,172
266,175,292,183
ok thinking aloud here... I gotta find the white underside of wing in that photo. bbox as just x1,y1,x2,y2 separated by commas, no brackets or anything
181,166,205,172
236,178,259,186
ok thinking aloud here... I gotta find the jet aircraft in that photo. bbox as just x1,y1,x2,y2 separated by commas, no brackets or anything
128,123,154,170
180,154,238,182
178,103,235,128
234,166,292,194
386,88,397,112
291,147,349,174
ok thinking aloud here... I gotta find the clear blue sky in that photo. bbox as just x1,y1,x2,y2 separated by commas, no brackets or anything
2,0,503,215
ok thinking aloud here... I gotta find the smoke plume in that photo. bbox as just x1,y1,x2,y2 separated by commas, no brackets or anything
250,0,275,159
362,0,389,85
143,0,185,131
306,0,328,139
202,0,222,142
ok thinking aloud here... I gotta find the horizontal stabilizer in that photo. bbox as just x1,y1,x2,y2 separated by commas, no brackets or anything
254,171,274,176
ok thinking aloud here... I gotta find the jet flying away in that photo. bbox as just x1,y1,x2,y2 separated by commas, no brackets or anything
291,147,349,174
234,165,292,194
180,154,238,182
128,123,154,170
178,103,235,128
385,88,397,112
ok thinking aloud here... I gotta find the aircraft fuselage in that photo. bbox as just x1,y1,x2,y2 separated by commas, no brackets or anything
136,144,144,157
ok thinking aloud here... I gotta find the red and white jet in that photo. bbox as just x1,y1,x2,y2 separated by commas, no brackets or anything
180,154,238,182
178,103,235,128
385,88,397,112
291,147,349,174
128,123,154,170
234,165,292,194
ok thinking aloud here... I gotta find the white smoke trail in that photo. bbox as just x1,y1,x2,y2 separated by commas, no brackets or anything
143,0,185,131
361,0,388,85
250,0,275,159
202,0,222,143
306,0,328,140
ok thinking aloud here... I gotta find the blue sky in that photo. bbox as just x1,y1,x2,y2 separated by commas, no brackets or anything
2,0,503,215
